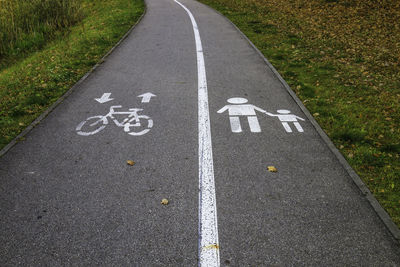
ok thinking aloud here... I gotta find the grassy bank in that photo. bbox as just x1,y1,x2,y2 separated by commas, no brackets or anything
0,0,83,59
199,0,400,226
0,0,144,149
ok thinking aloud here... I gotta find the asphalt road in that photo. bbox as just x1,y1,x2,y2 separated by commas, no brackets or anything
1,0,399,265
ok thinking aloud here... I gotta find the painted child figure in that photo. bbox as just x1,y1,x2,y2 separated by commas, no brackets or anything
217,97,266,133
265,109,305,133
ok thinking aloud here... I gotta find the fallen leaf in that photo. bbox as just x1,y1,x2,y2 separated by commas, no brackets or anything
126,160,135,166
203,244,220,250
267,166,277,172
161,199,169,205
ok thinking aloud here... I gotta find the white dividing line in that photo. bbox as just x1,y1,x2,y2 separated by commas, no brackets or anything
173,1,220,266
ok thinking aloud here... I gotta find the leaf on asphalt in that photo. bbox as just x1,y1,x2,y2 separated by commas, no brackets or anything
126,160,135,166
161,199,169,205
267,166,277,172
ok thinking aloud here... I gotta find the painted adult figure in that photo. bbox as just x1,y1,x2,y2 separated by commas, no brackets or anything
217,97,266,133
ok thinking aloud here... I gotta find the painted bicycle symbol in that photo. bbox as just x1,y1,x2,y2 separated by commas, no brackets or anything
76,105,153,136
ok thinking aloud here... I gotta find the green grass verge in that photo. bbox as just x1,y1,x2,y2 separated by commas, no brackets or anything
0,0,144,148
198,0,400,227
0,0,83,57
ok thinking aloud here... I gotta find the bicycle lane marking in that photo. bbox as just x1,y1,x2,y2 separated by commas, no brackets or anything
75,92,155,137
174,1,220,266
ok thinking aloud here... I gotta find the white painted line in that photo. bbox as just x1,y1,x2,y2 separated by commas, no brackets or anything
173,1,220,266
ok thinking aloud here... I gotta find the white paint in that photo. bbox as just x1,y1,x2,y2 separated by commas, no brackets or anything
138,92,156,103
229,116,242,133
76,105,152,136
218,98,306,134
265,110,305,133
282,122,292,133
227,97,248,104
218,97,266,133
95,93,114,104
247,116,261,132
293,122,304,132
174,1,220,266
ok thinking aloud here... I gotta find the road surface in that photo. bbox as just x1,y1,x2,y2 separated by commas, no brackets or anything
1,0,399,265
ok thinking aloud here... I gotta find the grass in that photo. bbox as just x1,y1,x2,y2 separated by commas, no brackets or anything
198,0,400,227
0,0,83,59
0,0,145,148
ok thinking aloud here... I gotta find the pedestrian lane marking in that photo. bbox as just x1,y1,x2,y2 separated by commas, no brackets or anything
218,97,305,133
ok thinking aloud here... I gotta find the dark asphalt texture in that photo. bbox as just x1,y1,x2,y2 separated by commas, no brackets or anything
1,0,399,265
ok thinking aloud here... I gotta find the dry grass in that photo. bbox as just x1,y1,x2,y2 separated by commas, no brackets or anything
0,0,83,57
200,0,400,226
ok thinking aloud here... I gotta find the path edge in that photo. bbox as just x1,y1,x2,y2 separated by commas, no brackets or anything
0,5,147,158
196,0,400,242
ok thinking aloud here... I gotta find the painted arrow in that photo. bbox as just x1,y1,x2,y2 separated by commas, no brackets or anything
138,92,156,103
95,93,114,104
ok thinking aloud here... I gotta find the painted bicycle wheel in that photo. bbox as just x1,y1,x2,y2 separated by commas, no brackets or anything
76,116,108,136
125,115,153,136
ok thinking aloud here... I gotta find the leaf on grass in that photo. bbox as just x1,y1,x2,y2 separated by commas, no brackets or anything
267,166,277,172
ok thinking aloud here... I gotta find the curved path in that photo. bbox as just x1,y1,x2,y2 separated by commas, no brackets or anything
1,0,399,265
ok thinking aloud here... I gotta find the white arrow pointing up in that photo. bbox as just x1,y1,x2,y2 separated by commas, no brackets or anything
95,93,114,104
138,92,156,103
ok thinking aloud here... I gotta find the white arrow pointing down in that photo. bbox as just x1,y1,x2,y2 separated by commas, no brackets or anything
95,93,114,104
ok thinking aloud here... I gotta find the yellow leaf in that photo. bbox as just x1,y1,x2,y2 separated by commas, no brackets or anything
267,166,277,172
126,160,135,166
161,199,169,205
